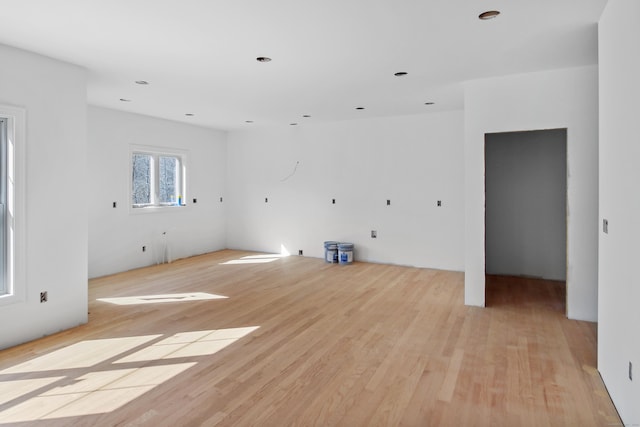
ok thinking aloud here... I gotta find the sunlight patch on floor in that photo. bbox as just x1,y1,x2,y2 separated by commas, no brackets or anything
220,253,288,265
0,326,259,423
115,327,260,363
0,336,161,374
0,364,194,422
97,292,227,305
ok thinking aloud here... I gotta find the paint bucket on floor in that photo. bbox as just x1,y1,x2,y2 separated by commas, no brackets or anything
338,243,354,265
324,241,339,263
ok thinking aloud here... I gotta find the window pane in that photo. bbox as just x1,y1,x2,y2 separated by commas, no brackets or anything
159,156,178,204
0,119,6,295
132,154,151,205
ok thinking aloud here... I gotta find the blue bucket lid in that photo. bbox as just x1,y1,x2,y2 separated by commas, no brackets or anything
338,243,354,249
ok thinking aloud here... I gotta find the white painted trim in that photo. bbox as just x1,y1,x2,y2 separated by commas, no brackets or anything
0,104,27,306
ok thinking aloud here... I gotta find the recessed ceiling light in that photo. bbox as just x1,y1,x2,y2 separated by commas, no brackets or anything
119,98,131,102
425,102,435,105
479,10,500,20
256,57,272,63
290,123,298,126
394,72,408,77
245,120,254,123
135,80,149,85
185,113,194,116
356,107,365,110
302,115,311,118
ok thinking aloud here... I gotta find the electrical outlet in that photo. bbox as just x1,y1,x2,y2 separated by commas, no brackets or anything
630,361,633,381
40,291,48,303
142,246,146,252
332,198,335,204
603,219,608,234
437,200,442,207
112,201,117,208
193,198,197,203
371,230,377,238
386,199,390,206
298,250,303,256
220,197,223,202
265,197,268,203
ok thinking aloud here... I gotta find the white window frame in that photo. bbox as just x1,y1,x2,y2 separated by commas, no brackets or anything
0,105,27,306
129,145,188,214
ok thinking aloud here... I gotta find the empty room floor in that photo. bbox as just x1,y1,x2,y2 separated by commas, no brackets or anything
0,250,620,426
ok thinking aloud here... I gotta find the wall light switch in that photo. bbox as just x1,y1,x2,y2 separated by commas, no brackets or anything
603,219,608,234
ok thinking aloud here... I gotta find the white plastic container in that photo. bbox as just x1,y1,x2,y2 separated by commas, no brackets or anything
338,243,354,265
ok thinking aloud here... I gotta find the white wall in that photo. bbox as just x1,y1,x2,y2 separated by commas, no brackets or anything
87,107,227,278
0,44,88,350
226,111,465,271
485,129,567,281
464,66,599,321
598,0,640,424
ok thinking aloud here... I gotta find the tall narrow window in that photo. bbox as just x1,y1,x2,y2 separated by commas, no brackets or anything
0,118,7,295
131,147,186,209
0,105,25,304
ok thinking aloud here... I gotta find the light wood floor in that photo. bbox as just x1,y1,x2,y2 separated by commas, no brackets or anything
0,250,620,426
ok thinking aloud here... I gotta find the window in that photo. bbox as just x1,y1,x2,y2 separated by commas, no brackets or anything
0,118,7,295
0,105,26,304
131,146,187,209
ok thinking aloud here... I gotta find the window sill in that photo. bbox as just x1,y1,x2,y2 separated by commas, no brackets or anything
0,292,25,307
129,204,190,215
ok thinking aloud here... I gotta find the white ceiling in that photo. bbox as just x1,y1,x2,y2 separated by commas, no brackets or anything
0,0,606,130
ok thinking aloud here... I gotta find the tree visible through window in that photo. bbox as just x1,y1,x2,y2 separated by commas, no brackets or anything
131,149,185,208
159,156,178,204
132,154,151,205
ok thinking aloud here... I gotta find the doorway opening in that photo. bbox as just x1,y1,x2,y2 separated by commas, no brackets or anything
484,129,567,314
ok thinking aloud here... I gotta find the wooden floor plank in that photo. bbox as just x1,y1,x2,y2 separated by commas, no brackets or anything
0,251,621,426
